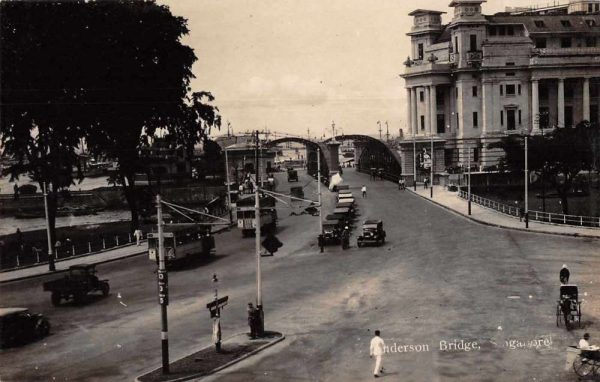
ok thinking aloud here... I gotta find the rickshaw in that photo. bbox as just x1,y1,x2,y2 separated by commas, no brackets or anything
556,285,582,329
567,345,600,378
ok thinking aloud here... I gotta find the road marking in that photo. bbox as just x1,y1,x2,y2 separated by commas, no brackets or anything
507,295,520,299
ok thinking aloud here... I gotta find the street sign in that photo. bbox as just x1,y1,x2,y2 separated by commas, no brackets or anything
206,296,229,310
157,270,168,306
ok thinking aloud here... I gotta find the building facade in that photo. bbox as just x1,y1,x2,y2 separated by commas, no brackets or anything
400,0,600,178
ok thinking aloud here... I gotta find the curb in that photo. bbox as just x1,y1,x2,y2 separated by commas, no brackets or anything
134,332,285,382
0,225,234,284
407,189,600,240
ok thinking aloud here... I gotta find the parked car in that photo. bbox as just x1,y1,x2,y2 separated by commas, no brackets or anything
0,308,50,348
357,219,386,247
43,264,109,306
287,169,299,182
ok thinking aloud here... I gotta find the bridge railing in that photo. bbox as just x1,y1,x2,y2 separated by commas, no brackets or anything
458,190,600,228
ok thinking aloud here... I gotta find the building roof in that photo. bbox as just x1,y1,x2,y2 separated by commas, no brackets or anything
487,14,600,33
435,24,452,43
449,0,486,6
408,9,446,16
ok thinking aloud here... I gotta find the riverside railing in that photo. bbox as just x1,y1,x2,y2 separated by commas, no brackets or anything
458,190,600,228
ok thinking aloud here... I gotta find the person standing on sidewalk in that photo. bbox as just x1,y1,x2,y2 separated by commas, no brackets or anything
362,185,367,198
369,330,385,378
134,228,143,246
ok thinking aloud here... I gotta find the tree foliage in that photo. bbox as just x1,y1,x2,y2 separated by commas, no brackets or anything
488,122,598,214
1,0,220,238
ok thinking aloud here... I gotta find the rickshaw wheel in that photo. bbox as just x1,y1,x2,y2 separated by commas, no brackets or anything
573,357,593,377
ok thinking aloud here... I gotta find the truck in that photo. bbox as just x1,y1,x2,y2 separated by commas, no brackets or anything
236,194,277,237
43,264,110,306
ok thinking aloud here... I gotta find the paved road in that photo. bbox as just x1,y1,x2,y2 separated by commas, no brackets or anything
0,169,598,382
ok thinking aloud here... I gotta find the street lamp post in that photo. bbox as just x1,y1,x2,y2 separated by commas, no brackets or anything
413,137,417,191
254,130,264,336
317,148,323,235
224,148,233,224
430,133,434,198
467,146,472,216
42,182,56,271
524,134,529,228
156,193,170,374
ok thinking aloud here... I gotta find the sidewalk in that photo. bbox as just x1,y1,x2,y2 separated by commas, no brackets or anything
0,243,147,283
409,185,600,239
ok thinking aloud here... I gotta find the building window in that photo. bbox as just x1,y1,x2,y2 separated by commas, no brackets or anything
534,20,545,28
518,110,522,125
507,109,516,130
457,113,460,130
472,86,478,97
506,72,515,76
498,26,506,36
473,148,479,162
456,87,459,99
489,26,497,36
560,20,572,27
470,34,477,51
420,91,424,102
437,114,445,134
586,37,597,47
473,112,478,128
596,4,599,12
561,37,572,48
418,43,424,60
500,85,504,95
507,26,514,36
589,4,594,13
565,106,573,127
535,38,546,48
518,84,522,95
500,110,504,126
436,90,445,106
506,84,516,95
454,36,459,53
420,115,425,131
506,62,515,66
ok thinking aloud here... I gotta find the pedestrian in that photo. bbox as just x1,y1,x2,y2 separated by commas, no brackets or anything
423,177,429,189
247,303,256,339
318,234,324,253
560,264,570,284
134,228,143,246
55,238,62,258
362,185,367,198
579,333,600,360
370,330,385,378
13,183,19,200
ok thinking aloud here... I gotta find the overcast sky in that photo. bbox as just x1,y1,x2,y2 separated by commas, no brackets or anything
162,0,537,139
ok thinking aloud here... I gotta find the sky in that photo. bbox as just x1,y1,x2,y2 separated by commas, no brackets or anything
162,0,540,140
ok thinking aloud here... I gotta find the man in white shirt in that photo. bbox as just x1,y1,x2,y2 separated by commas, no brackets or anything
579,333,600,360
369,330,385,378
361,185,367,198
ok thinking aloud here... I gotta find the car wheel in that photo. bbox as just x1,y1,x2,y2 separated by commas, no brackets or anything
74,292,87,305
37,319,50,337
101,283,110,297
51,292,61,306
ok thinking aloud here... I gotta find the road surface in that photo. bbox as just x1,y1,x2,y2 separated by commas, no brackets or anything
0,169,598,381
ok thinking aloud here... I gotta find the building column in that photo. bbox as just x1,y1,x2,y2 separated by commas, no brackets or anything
531,79,540,133
429,85,437,135
406,88,413,136
411,87,418,136
557,78,565,128
482,81,493,135
583,77,590,122
425,86,431,135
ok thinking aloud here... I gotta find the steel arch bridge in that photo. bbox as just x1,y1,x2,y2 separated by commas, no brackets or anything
323,135,403,181
266,137,331,180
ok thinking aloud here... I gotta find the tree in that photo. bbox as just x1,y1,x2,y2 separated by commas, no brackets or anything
488,124,595,214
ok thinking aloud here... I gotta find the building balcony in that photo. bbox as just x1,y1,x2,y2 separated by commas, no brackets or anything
532,47,600,57
466,50,483,63
530,48,600,66
403,62,452,76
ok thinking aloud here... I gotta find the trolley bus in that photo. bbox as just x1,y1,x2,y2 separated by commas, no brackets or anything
236,194,277,237
147,226,215,266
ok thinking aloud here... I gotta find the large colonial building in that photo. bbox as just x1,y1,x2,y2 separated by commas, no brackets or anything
400,0,600,178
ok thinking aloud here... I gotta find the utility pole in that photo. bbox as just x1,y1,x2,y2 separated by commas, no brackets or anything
413,137,417,191
524,134,529,228
317,148,323,235
224,148,233,224
227,121,231,137
430,133,434,198
385,121,390,142
254,130,264,335
467,145,472,215
156,194,169,374
43,182,55,271
377,121,382,140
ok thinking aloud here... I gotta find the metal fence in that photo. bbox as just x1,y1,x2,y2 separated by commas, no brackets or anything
0,232,145,271
458,190,600,228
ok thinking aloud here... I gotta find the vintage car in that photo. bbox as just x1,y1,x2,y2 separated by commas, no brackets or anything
290,186,304,199
43,264,110,306
357,219,386,247
322,221,342,245
0,308,50,348
287,169,299,182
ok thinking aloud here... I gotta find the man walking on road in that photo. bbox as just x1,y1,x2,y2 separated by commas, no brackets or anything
560,264,570,284
362,185,367,198
370,330,385,378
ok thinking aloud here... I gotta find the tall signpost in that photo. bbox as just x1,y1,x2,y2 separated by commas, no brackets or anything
156,194,169,374
254,130,264,336
43,182,56,271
